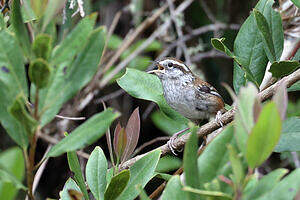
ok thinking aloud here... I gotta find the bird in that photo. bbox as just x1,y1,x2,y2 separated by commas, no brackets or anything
148,57,225,154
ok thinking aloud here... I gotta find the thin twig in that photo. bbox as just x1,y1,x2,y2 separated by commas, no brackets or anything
190,49,229,62
167,0,192,65
132,136,170,157
100,3,169,75
142,102,156,121
199,0,217,23
55,115,86,120
120,68,300,170
99,0,195,88
94,89,125,103
32,145,52,194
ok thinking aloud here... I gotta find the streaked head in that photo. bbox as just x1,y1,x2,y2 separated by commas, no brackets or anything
148,57,191,79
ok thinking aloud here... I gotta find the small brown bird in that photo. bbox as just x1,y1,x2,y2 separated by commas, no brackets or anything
148,57,225,153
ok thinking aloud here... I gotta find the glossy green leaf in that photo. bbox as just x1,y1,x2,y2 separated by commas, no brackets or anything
0,169,26,191
234,83,258,155
161,175,189,200
233,0,283,92
269,61,300,78
227,144,244,185
11,0,31,58
151,111,188,136
288,80,300,92
86,146,108,200
253,9,276,62
243,168,288,200
183,128,200,200
117,149,161,200
255,168,300,200
182,187,232,199
156,155,182,173
67,152,89,200
198,124,234,189
0,147,25,200
0,30,28,147
32,34,52,60
29,58,51,89
198,125,235,192
59,178,81,200
246,102,282,168
40,26,105,126
291,0,300,9
117,68,188,123
47,108,120,157
274,117,300,152
211,38,234,58
104,170,130,200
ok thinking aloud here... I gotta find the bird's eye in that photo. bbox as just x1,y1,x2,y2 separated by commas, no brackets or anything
168,62,173,67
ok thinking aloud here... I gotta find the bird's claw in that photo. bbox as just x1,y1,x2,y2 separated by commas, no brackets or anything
167,127,189,155
215,110,224,127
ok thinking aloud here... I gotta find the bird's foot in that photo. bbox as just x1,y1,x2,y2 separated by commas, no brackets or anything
215,110,224,127
167,127,190,155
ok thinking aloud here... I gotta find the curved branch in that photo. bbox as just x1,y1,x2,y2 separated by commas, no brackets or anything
120,68,300,169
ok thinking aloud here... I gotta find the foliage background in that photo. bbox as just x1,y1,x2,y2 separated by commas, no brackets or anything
0,0,299,199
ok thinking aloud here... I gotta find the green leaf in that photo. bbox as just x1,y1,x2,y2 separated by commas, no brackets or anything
0,168,26,190
182,186,232,199
40,26,105,126
42,0,67,31
161,175,189,200
291,0,300,9
104,170,130,200
288,80,300,92
67,152,89,200
59,178,81,200
0,147,25,200
255,168,300,200
86,146,108,200
183,128,200,200
8,95,38,137
11,0,31,58
269,60,300,78
117,149,161,200
50,14,97,66
253,9,276,62
211,38,234,58
21,0,37,23
243,168,288,200
151,111,188,136
136,184,151,200
0,13,5,29
156,155,182,173
0,30,28,147
233,0,283,92
47,108,120,157
29,58,51,89
198,125,235,191
246,102,282,168
32,34,52,60
274,117,300,152
227,144,244,186
234,83,258,155
117,68,188,123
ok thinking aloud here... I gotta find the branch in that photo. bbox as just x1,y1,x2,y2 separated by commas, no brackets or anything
120,68,300,169
99,0,195,88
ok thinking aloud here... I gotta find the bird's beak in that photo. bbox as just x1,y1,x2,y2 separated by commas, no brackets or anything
147,61,165,74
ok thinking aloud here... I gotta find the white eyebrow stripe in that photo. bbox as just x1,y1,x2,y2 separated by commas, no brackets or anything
159,59,190,71
210,90,221,98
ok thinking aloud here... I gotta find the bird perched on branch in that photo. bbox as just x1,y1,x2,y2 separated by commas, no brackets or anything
148,57,225,154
